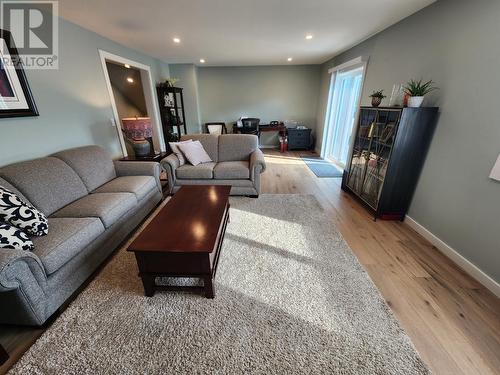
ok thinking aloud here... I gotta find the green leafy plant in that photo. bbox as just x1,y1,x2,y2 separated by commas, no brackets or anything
403,79,438,96
369,90,386,99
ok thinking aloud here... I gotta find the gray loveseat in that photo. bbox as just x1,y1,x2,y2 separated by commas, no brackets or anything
161,134,266,196
0,146,162,325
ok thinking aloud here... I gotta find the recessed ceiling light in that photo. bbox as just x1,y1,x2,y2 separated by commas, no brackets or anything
126,77,134,83
200,59,206,63
287,57,293,62
305,34,313,40
124,64,130,68
173,37,181,44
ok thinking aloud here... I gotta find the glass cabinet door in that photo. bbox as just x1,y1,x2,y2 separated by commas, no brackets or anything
346,109,377,195
359,109,401,208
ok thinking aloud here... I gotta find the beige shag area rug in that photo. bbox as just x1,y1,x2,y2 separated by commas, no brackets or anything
10,194,429,374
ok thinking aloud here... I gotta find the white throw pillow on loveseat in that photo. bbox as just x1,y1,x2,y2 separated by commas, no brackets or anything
177,140,212,166
169,139,193,166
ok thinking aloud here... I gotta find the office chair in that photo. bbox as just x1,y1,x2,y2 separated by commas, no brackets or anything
240,118,260,136
205,122,227,135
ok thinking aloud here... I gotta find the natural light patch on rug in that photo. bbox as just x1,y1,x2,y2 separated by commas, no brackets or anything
9,194,429,375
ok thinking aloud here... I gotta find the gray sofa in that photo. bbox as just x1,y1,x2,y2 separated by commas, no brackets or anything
161,134,266,196
0,146,162,326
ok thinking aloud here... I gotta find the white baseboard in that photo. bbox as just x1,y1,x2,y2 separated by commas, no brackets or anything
405,215,500,298
259,145,279,149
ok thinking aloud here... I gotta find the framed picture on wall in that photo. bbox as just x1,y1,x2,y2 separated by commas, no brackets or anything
0,30,38,118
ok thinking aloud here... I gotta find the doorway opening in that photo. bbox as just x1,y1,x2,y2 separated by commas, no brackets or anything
321,61,366,169
99,50,165,157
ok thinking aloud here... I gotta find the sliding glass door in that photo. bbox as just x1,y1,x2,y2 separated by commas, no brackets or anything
322,65,364,168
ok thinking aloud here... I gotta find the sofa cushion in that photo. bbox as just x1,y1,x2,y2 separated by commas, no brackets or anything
51,146,116,192
214,161,250,179
176,163,216,180
51,192,137,228
0,157,88,216
92,176,157,201
218,134,258,162
180,134,219,162
32,217,105,275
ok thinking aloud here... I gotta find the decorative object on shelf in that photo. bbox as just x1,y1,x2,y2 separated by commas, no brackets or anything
0,30,39,118
404,79,438,108
389,84,405,107
369,90,386,107
156,85,187,148
489,154,500,181
342,106,439,220
121,117,153,157
158,78,179,88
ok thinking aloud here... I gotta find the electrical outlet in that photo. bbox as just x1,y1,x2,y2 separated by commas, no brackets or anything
109,118,116,127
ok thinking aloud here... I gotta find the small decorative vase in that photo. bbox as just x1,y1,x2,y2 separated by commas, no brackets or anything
371,97,382,107
408,96,424,108
131,139,151,157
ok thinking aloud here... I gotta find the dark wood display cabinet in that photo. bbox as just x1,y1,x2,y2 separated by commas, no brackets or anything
342,106,438,220
156,85,187,146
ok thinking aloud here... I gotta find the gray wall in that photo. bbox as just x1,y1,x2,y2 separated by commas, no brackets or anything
168,64,202,134
316,0,500,282
197,65,321,146
0,17,169,167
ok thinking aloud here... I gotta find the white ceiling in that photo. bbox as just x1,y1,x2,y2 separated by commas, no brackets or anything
59,0,435,66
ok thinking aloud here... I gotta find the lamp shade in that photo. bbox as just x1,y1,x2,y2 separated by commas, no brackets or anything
121,117,152,140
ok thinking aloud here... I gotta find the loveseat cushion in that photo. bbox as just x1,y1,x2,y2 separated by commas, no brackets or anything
0,157,88,216
92,176,157,201
213,161,250,179
51,192,136,228
180,134,219,162
176,163,216,180
32,217,105,275
218,134,258,162
52,146,116,192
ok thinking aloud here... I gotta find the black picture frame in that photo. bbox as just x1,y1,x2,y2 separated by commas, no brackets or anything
0,29,39,118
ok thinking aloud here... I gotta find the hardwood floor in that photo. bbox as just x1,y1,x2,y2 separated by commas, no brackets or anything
1,149,499,374
262,150,500,375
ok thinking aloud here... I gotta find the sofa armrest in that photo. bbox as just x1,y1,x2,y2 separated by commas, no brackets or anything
113,161,161,194
0,249,47,292
160,154,179,194
250,149,266,179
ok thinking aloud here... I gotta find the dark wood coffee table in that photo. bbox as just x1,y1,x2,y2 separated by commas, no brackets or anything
127,185,231,298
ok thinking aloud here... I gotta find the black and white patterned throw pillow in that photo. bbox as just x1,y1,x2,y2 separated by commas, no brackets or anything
0,222,34,251
0,186,48,236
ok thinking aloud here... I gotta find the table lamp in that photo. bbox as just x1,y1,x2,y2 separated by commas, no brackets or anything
121,117,153,157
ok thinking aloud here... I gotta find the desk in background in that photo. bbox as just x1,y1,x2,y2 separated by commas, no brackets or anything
233,123,312,151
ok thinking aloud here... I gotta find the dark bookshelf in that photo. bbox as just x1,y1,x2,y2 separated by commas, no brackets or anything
156,86,187,146
342,106,439,220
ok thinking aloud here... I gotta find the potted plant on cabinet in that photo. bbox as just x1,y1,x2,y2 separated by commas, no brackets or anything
369,90,386,107
404,79,438,107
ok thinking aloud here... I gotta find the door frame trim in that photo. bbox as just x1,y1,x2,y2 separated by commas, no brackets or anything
98,50,165,157
321,56,369,164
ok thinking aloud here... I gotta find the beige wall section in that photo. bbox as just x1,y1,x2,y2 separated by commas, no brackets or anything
315,0,500,283
0,16,169,167
175,64,321,147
